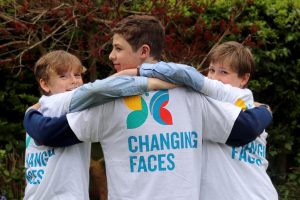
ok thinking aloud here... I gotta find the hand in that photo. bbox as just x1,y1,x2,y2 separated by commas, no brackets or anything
25,103,40,113
147,78,178,91
254,101,271,113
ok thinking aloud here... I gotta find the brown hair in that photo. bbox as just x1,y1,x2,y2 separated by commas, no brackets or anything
207,41,255,77
34,50,84,94
112,15,165,60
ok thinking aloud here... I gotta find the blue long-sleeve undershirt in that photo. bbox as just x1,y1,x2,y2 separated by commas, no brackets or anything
24,110,81,147
23,105,272,147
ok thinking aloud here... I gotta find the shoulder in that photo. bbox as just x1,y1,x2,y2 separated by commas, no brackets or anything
242,88,253,96
224,86,253,99
167,87,206,105
168,87,200,96
39,91,75,115
40,91,75,102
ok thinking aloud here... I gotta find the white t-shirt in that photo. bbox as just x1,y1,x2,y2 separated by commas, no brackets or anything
24,91,91,200
67,87,241,200
200,80,278,200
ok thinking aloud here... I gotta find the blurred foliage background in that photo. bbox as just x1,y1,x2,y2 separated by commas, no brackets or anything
0,0,299,199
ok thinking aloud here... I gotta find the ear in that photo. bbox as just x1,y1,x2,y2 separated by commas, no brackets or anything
39,79,50,94
140,44,151,58
240,73,250,88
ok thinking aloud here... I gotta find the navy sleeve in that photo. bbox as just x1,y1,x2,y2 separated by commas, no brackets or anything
24,109,81,147
24,105,271,148
226,106,272,146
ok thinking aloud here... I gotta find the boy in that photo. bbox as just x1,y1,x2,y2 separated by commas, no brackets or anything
127,41,278,199
24,15,272,200
24,50,174,199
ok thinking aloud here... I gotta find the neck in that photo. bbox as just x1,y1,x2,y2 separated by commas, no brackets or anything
143,57,158,64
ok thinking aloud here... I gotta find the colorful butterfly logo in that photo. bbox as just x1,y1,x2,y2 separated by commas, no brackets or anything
124,90,173,129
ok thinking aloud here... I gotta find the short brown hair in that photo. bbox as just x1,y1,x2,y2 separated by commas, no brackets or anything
34,50,84,94
208,41,254,77
112,15,165,60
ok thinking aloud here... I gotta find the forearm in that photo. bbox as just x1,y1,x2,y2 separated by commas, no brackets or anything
141,62,247,102
140,62,205,91
226,106,272,146
24,109,80,147
70,76,147,112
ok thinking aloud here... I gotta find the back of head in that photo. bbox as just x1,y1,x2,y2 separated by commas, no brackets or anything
208,41,254,78
112,15,165,60
34,50,84,95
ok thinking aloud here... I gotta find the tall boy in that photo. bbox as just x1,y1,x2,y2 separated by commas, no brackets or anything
24,15,273,200
24,50,173,200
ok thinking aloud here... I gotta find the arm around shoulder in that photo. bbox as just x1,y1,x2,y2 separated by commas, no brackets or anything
70,76,148,112
226,105,272,146
140,61,205,91
24,109,81,147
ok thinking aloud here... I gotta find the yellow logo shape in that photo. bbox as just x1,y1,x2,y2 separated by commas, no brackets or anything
235,98,247,111
124,96,142,110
